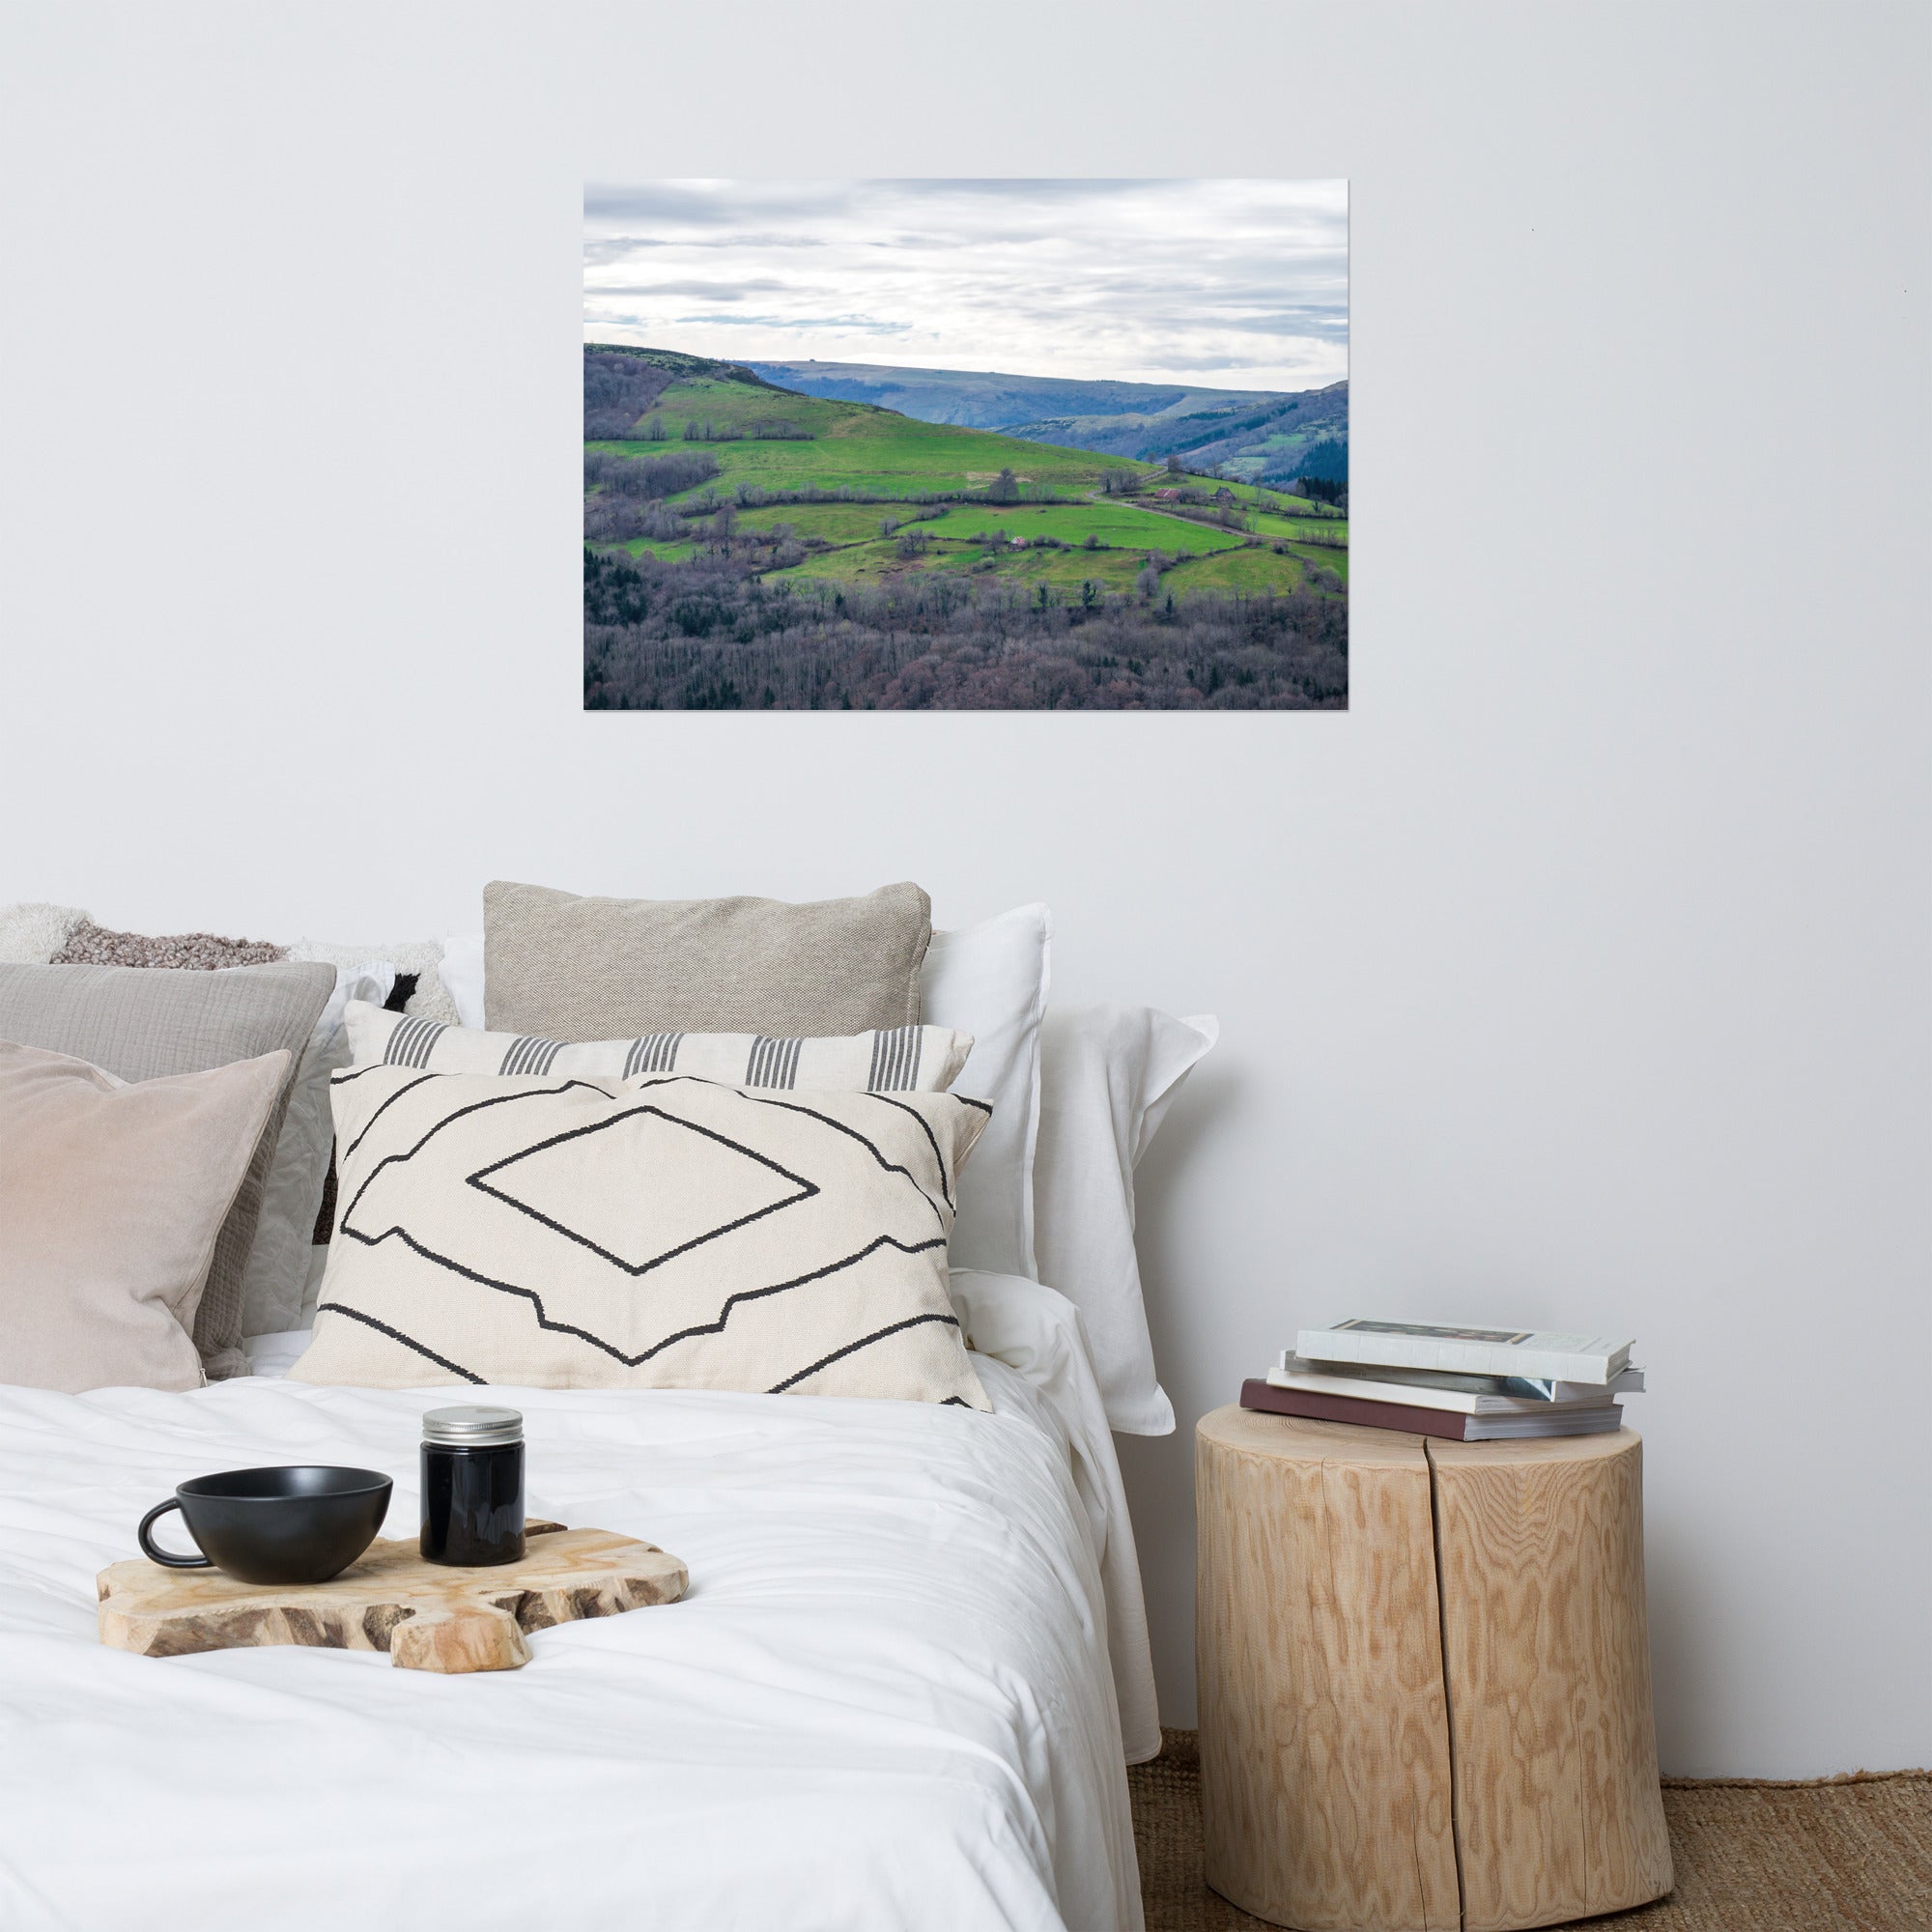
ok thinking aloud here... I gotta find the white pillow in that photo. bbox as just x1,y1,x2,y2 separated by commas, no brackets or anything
920,905,1052,1281
238,962,394,1338
439,929,486,1027
1032,1005,1217,1435
0,902,88,962
286,937,459,1024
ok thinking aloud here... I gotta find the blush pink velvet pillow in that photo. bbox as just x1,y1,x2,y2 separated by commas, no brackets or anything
0,1040,290,1392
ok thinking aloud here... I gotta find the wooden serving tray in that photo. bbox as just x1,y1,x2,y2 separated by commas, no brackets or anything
98,1522,688,1673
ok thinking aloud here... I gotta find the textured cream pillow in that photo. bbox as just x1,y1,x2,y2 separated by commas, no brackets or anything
0,1041,291,1392
483,880,931,1039
290,1066,990,1406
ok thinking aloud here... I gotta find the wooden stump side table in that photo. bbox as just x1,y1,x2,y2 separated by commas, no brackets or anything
1195,1406,1672,1932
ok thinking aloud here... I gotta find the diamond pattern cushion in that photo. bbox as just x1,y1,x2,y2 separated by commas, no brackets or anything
287,1066,991,1406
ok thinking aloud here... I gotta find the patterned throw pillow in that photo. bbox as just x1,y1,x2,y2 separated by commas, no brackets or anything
287,1066,992,1406
343,1001,975,1094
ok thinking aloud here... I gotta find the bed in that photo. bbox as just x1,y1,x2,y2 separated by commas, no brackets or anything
0,898,1202,1932
0,1269,1154,1932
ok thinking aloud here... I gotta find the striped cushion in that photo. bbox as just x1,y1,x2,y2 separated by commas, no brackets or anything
344,1003,974,1094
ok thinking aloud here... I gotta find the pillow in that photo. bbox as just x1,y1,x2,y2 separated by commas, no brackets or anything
483,880,931,1038
289,1068,990,1406
345,1000,973,1092
0,908,393,1343
438,929,486,1028
920,905,1052,1281
239,963,396,1338
1,901,288,971
287,936,461,1025
0,1041,290,1392
0,902,89,963
429,892,1044,1270
1032,1005,1218,1435
0,959,335,1378
51,919,285,969
0,909,391,1342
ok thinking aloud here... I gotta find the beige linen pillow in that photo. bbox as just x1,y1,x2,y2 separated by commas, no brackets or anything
0,1041,291,1393
0,960,335,1378
290,1065,990,1406
483,881,931,1039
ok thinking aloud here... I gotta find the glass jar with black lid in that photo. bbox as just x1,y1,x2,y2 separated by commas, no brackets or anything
420,1406,525,1567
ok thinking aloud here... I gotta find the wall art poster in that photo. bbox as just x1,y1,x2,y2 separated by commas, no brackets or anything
584,180,1347,710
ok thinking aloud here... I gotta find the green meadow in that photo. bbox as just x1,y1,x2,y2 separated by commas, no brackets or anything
1250,509,1350,545
922,502,1247,551
1165,545,1306,594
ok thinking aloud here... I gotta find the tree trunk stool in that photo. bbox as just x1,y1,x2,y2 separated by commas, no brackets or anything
1195,1406,1672,1932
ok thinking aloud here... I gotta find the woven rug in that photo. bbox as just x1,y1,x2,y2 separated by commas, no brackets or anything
1128,1729,1931,1932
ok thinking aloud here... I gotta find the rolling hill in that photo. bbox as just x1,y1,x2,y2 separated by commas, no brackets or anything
582,345,1348,710
745,356,1348,489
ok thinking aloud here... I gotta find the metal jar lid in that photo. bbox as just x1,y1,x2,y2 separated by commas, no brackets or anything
422,1405,524,1447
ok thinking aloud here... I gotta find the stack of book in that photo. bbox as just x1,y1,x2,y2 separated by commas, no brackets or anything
1240,1319,1643,1440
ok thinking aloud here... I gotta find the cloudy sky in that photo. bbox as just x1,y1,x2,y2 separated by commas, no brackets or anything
583,180,1347,390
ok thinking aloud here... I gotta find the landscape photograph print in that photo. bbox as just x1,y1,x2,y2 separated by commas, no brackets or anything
583,179,1348,710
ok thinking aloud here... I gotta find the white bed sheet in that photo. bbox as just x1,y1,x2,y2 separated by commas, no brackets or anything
0,1292,1149,1932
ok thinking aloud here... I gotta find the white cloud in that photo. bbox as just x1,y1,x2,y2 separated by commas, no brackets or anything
582,179,1347,391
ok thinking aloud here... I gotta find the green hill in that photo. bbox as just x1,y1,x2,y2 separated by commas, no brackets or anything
583,345,1346,602
742,356,1348,489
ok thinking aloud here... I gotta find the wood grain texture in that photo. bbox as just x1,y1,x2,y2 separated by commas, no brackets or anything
98,1525,687,1673
1196,1406,1461,1932
1429,1429,1673,1930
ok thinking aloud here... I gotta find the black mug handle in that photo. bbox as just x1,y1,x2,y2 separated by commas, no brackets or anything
138,1497,212,1569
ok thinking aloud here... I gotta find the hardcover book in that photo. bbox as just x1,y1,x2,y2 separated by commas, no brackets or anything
1294,1320,1634,1384
1240,1378,1625,1441
1270,1355,1642,1414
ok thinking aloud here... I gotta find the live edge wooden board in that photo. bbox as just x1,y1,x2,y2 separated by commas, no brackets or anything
98,1523,688,1674
1196,1407,1672,1932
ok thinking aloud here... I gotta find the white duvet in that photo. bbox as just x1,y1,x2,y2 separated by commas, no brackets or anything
0,1272,1151,1932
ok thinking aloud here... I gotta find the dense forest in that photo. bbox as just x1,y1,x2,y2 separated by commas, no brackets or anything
584,547,1347,710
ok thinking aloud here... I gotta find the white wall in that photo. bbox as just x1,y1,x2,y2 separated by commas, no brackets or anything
1,2,1924,1776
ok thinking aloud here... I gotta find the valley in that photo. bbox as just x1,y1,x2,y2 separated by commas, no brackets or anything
582,345,1348,709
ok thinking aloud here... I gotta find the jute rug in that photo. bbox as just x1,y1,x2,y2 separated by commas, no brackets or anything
1128,1730,1931,1932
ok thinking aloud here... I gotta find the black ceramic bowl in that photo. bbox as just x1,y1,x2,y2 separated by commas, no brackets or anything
138,1466,392,1585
